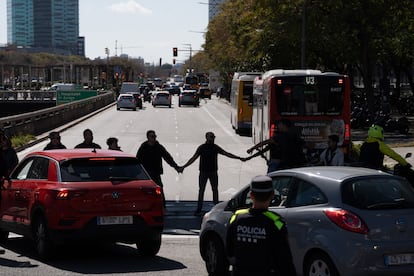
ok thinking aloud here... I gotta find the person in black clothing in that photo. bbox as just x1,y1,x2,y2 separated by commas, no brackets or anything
75,129,101,149
181,131,246,216
44,131,66,150
106,137,122,151
0,129,7,254
136,130,182,207
226,175,296,276
0,135,18,179
247,119,306,171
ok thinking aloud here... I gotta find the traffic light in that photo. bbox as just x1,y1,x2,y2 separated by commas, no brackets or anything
173,58,176,64
173,47,178,57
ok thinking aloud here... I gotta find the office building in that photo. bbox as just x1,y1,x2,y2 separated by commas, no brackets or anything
6,0,83,56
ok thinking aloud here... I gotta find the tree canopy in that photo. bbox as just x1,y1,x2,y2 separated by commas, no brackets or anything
203,0,414,107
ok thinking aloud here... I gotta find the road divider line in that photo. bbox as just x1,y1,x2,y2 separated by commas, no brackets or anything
202,105,235,138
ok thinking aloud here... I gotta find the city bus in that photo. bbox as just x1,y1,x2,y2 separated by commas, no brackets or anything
230,72,262,134
252,69,351,160
184,73,208,90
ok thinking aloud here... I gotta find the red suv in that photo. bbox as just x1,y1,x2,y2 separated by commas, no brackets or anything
0,149,164,259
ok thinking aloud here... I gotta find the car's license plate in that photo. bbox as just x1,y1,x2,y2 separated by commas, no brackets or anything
97,216,133,225
385,253,414,265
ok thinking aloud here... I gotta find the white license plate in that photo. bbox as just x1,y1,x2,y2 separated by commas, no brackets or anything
385,253,414,266
97,216,133,225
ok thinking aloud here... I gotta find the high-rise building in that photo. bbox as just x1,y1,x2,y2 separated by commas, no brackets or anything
6,0,82,56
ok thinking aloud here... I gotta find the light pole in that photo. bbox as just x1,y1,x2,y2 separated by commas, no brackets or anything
182,43,193,72
105,47,110,90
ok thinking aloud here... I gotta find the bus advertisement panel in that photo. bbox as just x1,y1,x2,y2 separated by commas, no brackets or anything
252,69,351,159
230,72,262,134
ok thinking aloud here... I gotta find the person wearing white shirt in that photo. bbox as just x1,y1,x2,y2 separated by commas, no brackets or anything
319,134,344,166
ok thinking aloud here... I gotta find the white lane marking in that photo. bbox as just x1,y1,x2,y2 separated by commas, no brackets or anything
202,105,234,137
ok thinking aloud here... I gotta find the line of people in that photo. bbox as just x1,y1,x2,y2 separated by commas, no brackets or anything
19,119,414,219
43,128,252,215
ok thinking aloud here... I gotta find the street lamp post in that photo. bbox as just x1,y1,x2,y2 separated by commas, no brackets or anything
182,43,193,72
105,47,109,90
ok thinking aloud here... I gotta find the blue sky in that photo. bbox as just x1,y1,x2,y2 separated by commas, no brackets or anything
0,0,209,64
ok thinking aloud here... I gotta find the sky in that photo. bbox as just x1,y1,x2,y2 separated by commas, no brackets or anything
0,0,209,64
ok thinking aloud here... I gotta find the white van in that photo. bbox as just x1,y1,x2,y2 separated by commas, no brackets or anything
49,83,75,91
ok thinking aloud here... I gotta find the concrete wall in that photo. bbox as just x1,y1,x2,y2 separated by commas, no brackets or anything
0,92,115,138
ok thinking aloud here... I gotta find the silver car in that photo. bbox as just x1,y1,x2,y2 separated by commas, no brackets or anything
199,166,414,276
116,93,136,111
179,90,199,107
152,91,171,108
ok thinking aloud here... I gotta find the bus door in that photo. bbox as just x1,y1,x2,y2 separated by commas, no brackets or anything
239,80,254,127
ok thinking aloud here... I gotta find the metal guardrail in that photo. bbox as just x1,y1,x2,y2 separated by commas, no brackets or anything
0,91,115,138
0,90,56,101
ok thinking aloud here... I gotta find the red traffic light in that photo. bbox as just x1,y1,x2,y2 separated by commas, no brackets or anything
173,47,178,57
173,58,176,64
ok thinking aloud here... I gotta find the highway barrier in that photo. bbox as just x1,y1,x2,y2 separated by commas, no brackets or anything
0,91,115,138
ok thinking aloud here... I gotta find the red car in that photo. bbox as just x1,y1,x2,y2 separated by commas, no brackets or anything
0,149,164,259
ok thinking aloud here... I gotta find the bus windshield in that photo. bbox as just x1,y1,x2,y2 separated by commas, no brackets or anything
185,76,198,85
275,76,344,116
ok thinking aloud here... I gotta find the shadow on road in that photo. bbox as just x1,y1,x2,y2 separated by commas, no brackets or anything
2,237,186,274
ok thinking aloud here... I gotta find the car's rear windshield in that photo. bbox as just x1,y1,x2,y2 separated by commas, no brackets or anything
342,176,414,209
60,157,149,182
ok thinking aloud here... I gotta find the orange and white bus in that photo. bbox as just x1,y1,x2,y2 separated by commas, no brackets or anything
184,73,208,90
230,72,262,134
252,69,351,158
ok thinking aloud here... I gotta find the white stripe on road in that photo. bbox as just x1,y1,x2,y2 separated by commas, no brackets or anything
202,105,235,138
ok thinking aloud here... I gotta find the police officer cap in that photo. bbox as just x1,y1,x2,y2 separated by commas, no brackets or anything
250,175,273,193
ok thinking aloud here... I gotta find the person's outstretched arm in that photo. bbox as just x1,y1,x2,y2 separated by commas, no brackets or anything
182,152,200,169
247,138,272,154
379,141,409,166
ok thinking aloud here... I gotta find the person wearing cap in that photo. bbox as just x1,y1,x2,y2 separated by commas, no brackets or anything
181,131,247,216
226,175,296,276
44,131,66,150
246,119,306,172
318,134,344,166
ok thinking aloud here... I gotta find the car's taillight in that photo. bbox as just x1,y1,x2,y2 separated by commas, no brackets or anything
55,189,86,200
324,209,369,234
141,186,162,196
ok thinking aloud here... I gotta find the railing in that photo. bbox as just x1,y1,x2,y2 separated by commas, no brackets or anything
0,91,115,138
0,90,56,101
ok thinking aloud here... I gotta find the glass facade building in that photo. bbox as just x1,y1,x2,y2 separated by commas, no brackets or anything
7,0,81,55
